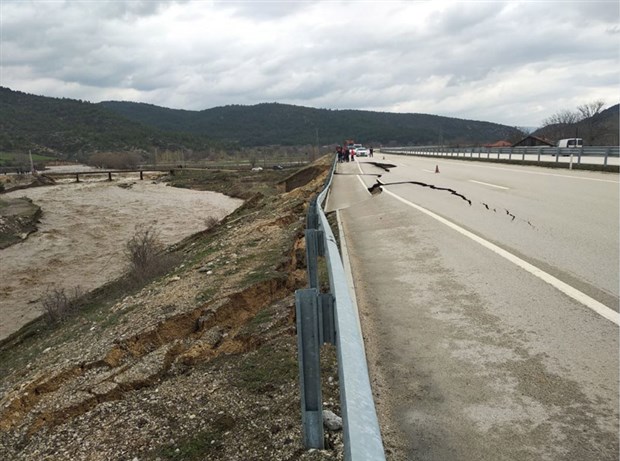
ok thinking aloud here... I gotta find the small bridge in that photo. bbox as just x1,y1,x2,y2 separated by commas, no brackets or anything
43,167,203,183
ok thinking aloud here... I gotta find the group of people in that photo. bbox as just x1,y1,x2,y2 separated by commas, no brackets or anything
336,145,354,162
336,145,374,163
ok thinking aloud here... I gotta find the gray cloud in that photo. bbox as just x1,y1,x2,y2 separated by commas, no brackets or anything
1,0,618,127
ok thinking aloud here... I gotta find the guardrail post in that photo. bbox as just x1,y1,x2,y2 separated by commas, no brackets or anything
320,293,336,345
307,198,319,230
605,147,610,166
555,148,560,163
538,148,541,162
295,289,325,449
578,148,582,164
305,229,323,289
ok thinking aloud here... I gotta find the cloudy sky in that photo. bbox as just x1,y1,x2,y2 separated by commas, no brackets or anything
1,0,618,127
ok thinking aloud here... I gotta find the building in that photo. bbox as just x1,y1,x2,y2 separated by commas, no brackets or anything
483,140,512,148
512,135,554,147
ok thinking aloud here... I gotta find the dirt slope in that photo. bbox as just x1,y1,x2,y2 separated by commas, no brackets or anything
0,159,343,460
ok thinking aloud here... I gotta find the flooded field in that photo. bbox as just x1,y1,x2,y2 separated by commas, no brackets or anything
0,174,243,340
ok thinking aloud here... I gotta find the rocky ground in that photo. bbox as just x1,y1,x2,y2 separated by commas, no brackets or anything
0,159,344,460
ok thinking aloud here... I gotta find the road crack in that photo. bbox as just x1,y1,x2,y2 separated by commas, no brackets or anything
370,180,535,227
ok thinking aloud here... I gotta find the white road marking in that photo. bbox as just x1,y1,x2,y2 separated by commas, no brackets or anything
355,162,373,195
468,180,510,190
422,169,435,173
336,210,364,336
382,187,620,326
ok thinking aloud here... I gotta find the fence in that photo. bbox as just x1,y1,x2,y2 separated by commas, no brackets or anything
381,146,620,168
296,157,386,460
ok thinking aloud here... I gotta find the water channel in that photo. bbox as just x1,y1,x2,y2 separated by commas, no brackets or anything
0,172,242,340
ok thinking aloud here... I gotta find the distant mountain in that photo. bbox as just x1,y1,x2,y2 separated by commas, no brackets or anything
0,87,218,161
100,100,521,147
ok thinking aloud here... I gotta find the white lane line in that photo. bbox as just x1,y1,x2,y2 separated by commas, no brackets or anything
356,161,373,195
469,179,510,190
422,169,435,173
382,187,620,326
356,160,364,175
336,210,364,337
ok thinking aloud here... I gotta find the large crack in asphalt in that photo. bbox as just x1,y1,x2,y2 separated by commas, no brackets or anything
366,162,397,171
369,179,472,205
368,179,534,227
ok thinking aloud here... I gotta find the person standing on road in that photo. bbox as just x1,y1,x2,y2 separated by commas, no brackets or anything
369,147,374,158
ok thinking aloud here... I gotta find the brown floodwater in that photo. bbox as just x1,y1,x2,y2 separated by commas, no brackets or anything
0,174,242,340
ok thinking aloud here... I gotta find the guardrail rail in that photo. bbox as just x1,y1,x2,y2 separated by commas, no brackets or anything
296,156,386,460
381,145,619,169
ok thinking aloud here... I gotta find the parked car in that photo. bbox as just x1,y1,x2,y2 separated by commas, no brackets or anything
354,146,370,157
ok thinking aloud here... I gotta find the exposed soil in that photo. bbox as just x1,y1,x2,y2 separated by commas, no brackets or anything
0,197,42,249
0,159,344,460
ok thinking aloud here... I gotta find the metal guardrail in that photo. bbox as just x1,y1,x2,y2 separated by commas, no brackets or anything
381,145,620,167
296,157,386,460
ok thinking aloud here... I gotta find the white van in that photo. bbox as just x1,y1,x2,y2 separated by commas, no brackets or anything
557,138,583,148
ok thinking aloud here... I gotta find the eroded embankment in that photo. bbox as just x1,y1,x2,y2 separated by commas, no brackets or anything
0,278,291,435
0,159,343,461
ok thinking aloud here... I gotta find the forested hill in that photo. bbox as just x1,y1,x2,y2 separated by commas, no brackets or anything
1,86,521,157
0,87,217,160
100,100,520,147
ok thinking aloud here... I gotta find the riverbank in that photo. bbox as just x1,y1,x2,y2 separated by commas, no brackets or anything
0,158,344,460
0,197,42,249
0,176,243,341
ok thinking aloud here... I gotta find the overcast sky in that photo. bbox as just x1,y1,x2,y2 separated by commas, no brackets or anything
1,0,618,127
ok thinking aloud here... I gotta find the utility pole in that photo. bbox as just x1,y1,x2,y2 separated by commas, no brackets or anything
314,127,319,161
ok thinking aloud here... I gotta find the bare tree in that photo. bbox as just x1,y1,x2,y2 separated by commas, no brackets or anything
577,100,606,144
542,109,580,127
577,100,605,120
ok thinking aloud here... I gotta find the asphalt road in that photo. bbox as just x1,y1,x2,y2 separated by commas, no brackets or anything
326,154,619,461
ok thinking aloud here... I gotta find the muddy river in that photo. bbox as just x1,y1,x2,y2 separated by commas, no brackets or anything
0,173,243,340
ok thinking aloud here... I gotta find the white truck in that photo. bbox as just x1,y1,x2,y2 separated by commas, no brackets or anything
557,138,583,148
